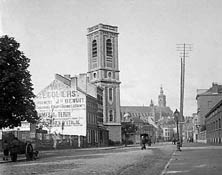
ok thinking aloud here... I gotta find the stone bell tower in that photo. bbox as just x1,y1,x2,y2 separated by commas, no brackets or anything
158,86,166,107
87,24,121,142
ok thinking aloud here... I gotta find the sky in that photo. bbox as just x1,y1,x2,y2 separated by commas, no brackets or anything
1,0,222,116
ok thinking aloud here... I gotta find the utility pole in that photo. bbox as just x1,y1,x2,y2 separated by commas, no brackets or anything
176,43,192,146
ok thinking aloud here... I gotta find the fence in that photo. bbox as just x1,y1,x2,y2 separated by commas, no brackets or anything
0,130,88,151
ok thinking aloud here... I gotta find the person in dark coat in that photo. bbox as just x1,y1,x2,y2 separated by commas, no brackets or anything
141,136,146,150
3,140,9,161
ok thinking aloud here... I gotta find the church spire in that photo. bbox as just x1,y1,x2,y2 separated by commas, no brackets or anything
160,85,163,94
150,99,154,107
158,85,166,107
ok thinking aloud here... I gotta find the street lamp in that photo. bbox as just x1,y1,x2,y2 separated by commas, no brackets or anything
174,109,181,151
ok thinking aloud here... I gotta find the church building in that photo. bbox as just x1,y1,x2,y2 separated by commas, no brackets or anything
87,24,122,142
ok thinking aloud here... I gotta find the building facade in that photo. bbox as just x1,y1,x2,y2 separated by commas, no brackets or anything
205,98,222,144
87,24,121,142
122,112,157,144
158,118,176,141
192,113,199,142
121,86,174,142
35,74,109,147
196,83,222,128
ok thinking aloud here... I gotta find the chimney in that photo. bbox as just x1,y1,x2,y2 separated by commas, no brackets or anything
78,73,88,92
71,76,78,90
211,82,218,93
64,74,71,79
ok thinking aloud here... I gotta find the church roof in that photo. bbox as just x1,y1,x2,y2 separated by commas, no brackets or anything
154,106,173,116
121,106,173,118
121,106,152,118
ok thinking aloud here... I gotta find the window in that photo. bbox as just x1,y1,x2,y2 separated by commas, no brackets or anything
214,121,216,130
109,110,113,122
208,101,212,109
87,130,91,143
92,40,97,57
93,72,97,79
109,88,113,102
219,118,221,129
95,130,98,143
107,71,112,78
106,39,112,57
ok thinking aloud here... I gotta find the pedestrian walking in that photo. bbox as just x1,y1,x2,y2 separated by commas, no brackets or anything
141,136,146,150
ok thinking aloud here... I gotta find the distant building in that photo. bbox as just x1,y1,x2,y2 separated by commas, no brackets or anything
87,24,121,142
183,116,194,141
122,112,158,144
192,113,199,142
120,86,174,142
121,87,173,122
196,83,222,128
158,118,176,141
35,74,109,147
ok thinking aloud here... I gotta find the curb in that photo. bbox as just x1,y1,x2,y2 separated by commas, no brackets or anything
160,151,176,175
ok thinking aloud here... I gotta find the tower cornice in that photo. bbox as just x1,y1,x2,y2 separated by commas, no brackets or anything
87,23,119,36
90,79,121,85
88,68,120,73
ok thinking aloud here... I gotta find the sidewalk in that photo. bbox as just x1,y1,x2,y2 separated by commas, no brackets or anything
161,143,222,175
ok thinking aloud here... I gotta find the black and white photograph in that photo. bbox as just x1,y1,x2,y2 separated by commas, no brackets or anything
1,0,222,174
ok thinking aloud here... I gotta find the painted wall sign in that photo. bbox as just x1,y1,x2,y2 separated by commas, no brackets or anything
35,80,87,136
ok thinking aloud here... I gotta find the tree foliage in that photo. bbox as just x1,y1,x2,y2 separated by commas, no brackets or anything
0,35,38,128
121,121,137,137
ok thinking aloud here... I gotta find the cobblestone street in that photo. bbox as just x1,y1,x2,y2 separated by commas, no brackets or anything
0,144,175,175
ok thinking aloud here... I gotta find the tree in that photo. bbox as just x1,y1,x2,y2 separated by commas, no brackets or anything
121,121,137,146
0,35,38,128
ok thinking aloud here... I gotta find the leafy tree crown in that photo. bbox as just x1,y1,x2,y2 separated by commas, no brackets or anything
0,35,38,128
